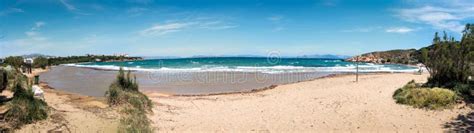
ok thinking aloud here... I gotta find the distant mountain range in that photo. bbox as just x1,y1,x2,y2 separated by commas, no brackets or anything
296,54,351,59
185,54,349,59
142,56,182,59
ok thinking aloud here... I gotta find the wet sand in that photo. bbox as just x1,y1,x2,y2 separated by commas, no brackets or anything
40,66,335,97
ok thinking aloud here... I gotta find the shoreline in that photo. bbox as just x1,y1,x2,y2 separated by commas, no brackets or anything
17,68,471,132
41,65,419,97
39,66,338,96
144,72,400,97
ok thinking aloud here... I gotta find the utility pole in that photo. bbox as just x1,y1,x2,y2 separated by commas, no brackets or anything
356,55,359,82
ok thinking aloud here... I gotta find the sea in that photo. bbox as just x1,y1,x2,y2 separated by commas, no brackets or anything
41,57,421,96
67,57,419,73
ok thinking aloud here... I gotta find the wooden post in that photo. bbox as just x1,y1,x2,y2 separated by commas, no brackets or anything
356,55,359,82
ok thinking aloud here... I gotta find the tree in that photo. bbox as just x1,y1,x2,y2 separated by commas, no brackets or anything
422,24,474,87
4,56,24,71
33,57,49,69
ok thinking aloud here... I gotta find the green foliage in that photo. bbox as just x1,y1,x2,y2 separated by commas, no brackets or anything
116,68,139,92
4,56,24,70
453,83,473,99
106,68,151,109
422,24,474,87
48,55,142,65
5,81,48,128
394,81,458,110
33,56,49,69
105,67,153,132
0,69,7,92
119,108,153,133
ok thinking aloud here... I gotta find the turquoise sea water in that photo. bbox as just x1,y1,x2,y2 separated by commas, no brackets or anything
69,57,419,73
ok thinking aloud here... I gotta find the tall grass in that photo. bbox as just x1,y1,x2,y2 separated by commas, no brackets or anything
105,68,153,132
4,76,49,128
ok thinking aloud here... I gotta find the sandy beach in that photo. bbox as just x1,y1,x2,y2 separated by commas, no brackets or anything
14,69,473,132
15,84,120,132
149,73,472,132
10,68,120,132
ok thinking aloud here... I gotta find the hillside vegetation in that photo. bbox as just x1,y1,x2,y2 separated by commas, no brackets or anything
0,68,49,130
346,49,418,64
393,24,474,109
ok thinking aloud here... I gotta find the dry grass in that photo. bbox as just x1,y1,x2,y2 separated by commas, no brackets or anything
393,80,458,110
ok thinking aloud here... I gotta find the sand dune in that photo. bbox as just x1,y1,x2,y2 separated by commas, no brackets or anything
149,73,472,132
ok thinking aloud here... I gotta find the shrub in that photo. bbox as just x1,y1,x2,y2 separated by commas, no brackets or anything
0,69,7,92
453,83,472,96
33,57,49,69
105,68,152,111
4,82,48,128
120,108,153,133
4,56,24,70
105,68,153,132
394,81,458,110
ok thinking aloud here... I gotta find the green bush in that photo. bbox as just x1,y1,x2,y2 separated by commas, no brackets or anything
33,57,49,69
120,108,153,133
453,83,472,96
105,68,153,132
0,69,7,92
5,82,49,128
4,56,24,70
394,81,458,110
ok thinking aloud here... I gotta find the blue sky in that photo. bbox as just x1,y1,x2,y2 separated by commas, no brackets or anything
1,0,474,57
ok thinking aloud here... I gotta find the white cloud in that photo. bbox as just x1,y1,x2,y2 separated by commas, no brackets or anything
25,31,47,41
385,27,415,33
267,15,284,22
267,15,286,32
197,21,238,30
25,31,37,37
0,8,24,16
60,0,76,11
395,2,474,32
31,21,46,30
140,20,238,36
24,21,48,41
140,23,192,36
59,0,90,15
272,27,285,32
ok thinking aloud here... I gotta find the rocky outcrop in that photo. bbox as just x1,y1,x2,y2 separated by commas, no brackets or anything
346,49,418,64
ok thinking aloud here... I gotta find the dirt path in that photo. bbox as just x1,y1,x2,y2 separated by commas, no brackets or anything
16,85,119,132
149,73,472,132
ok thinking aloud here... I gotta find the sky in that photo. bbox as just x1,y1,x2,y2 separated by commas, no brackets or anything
1,0,474,57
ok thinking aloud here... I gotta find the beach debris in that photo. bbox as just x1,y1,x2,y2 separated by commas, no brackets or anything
32,85,45,100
